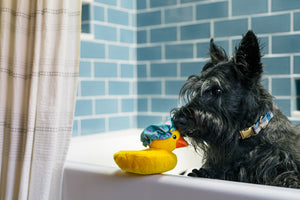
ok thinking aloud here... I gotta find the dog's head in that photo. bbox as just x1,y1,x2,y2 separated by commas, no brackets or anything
172,31,273,148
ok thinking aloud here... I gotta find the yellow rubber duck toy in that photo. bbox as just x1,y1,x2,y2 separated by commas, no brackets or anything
113,118,188,175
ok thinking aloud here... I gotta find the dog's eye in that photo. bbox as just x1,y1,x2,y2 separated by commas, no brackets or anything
212,88,223,95
208,87,223,96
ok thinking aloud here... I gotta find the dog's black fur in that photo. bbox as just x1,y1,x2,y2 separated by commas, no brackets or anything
172,30,300,188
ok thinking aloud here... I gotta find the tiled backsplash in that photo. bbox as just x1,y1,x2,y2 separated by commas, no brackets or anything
74,0,300,136
74,0,136,136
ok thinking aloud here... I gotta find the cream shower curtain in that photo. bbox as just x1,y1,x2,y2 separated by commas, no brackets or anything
0,0,81,199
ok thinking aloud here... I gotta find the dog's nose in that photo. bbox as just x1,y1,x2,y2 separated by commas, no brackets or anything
174,117,187,128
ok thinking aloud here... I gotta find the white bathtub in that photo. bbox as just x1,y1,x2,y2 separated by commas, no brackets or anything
62,129,300,200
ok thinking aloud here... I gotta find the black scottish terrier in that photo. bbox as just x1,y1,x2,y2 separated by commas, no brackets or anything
172,30,300,188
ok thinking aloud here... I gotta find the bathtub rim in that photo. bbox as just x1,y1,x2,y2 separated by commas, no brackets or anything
62,161,300,200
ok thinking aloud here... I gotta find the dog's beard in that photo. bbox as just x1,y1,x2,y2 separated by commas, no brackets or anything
172,104,236,146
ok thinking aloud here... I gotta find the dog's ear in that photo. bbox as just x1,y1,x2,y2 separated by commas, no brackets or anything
234,30,263,82
209,39,228,64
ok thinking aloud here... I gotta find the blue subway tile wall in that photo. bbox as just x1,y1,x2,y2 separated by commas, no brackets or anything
263,57,290,75
165,44,194,59
135,0,300,126
82,4,91,33
109,116,131,131
81,118,106,135
137,11,161,27
121,64,135,77
232,0,268,16
76,0,300,136
94,0,116,6
107,8,129,26
214,18,249,37
108,45,130,60
75,0,137,136
137,0,147,10
95,99,119,114
150,63,177,77
109,81,130,95
121,0,135,9
294,56,300,74
79,61,91,77
294,12,300,31
93,6,104,21
165,6,194,24
180,23,210,40
75,100,93,116
80,41,105,58
122,99,135,112
165,80,186,95
137,30,147,43
151,98,178,112
120,29,135,43
150,0,177,8
272,34,300,53
272,0,300,12
272,78,292,96
94,24,117,41
180,61,205,76
94,62,118,78
137,46,162,60
196,1,228,20
252,13,290,34
81,81,105,96
82,4,91,21
137,81,162,95
151,27,177,42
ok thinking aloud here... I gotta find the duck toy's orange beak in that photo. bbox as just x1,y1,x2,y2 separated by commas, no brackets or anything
176,136,188,148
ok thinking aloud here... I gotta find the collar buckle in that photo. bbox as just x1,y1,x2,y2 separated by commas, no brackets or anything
240,124,255,139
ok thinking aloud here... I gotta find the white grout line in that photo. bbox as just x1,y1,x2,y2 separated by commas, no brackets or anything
161,7,165,25
228,0,232,18
78,119,82,136
177,61,181,78
77,81,82,97
248,16,252,30
210,20,214,38
291,55,294,74
92,99,96,115
116,27,120,42
291,11,294,32
177,25,181,41
148,97,151,112
193,43,197,59
146,28,150,43
269,35,272,54
117,62,121,77
193,3,197,21
162,80,166,96
146,62,150,77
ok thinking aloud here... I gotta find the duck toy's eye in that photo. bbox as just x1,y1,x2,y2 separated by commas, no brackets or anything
173,135,177,139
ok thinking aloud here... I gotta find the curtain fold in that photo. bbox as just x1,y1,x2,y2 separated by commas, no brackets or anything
0,0,81,199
